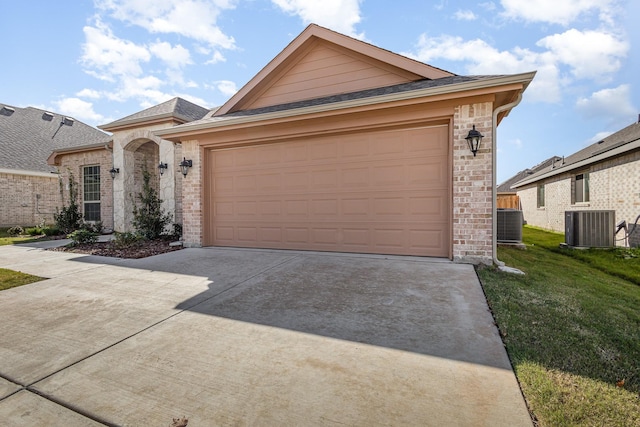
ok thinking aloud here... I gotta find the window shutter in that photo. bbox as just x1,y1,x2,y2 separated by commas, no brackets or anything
570,175,576,205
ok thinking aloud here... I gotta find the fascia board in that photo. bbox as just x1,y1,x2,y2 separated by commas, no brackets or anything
512,137,640,188
156,72,535,139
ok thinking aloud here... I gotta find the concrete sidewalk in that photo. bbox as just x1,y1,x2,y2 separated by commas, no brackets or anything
0,243,532,426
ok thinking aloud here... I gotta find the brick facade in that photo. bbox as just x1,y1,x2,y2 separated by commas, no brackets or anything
452,102,494,264
56,148,114,230
180,140,202,247
0,171,61,227
518,148,640,242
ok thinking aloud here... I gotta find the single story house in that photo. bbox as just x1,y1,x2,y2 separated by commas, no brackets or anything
512,118,640,241
497,156,562,209
0,104,110,227
49,24,535,264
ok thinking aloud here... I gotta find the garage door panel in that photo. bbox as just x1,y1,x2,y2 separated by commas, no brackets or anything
207,124,450,257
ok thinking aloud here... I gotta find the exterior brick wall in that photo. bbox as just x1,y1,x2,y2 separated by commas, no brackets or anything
181,140,202,247
57,149,114,230
518,149,640,245
0,171,61,227
452,102,494,264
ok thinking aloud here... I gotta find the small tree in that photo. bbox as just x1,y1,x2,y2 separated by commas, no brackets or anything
131,169,172,239
54,171,83,234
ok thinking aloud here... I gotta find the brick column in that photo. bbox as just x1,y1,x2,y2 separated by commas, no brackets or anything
181,140,202,247
452,102,493,264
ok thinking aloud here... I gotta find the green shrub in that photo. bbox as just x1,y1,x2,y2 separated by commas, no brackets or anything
25,227,43,236
131,169,172,239
113,231,144,248
7,226,24,236
81,221,103,234
54,172,83,234
42,226,62,236
67,229,99,245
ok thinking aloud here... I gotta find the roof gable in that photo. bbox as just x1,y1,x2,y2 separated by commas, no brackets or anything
100,97,209,131
215,24,455,116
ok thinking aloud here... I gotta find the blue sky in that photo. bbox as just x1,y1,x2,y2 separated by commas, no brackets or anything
2,0,637,183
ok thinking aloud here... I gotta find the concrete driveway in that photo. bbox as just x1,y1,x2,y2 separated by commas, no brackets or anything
0,242,531,426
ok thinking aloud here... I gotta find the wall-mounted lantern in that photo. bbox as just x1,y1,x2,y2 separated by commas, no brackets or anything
109,167,120,179
158,162,168,176
179,157,193,177
465,125,484,157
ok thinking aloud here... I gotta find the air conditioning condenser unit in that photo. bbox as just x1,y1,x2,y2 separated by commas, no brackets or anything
565,210,615,248
497,209,523,243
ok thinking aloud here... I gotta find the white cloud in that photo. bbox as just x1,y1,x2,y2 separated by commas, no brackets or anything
213,80,238,97
81,19,151,80
537,29,628,80
405,25,628,104
53,98,106,123
405,34,560,102
576,84,636,122
95,0,237,50
454,10,477,21
271,0,364,38
149,41,192,68
205,51,226,65
500,0,615,26
76,88,102,99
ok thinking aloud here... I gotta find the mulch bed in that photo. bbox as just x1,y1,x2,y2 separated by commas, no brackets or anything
50,239,184,259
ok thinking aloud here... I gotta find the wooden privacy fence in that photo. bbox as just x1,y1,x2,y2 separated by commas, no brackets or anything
497,194,521,209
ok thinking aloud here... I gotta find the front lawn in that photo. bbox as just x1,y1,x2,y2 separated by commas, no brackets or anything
0,227,42,246
0,268,45,291
478,227,640,426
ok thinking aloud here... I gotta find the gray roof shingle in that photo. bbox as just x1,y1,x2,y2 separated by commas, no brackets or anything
497,156,562,192
513,120,640,187
0,104,111,173
100,97,210,130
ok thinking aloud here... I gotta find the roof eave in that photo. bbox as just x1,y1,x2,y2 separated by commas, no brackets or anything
156,72,535,140
99,113,189,132
47,140,113,166
513,137,640,188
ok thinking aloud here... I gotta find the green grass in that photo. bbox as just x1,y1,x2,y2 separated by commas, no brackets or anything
0,227,44,246
0,268,45,290
478,227,640,426
524,226,640,285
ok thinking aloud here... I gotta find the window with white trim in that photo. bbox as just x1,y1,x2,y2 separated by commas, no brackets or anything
83,165,101,221
537,184,545,208
573,172,590,204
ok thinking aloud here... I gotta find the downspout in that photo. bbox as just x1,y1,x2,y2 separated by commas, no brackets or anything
492,93,523,266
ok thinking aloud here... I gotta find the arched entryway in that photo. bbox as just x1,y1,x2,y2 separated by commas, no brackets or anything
112,130,179,233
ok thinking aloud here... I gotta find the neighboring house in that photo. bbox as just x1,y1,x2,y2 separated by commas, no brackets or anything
0,104,110,227
49,24,535,264
512,118,640,236
497,156,562,209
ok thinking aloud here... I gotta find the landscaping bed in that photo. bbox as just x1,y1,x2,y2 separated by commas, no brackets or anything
50,238,183,259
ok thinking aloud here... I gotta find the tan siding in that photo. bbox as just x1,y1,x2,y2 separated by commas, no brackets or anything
248,42,413,110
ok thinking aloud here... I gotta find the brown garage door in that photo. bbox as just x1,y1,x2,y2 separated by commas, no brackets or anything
205,124,450,257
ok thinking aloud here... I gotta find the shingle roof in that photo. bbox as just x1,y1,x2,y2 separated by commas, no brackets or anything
513,120,640,188
165,75,506,131
225,76,502,117
0,104,111,173
100,97,210,130
497,156,562,193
